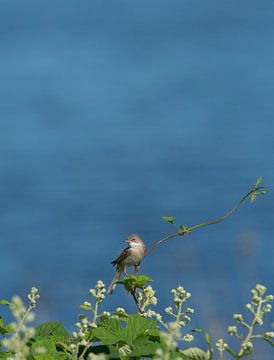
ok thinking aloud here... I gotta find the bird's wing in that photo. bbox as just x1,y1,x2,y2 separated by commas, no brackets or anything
111,247,131,266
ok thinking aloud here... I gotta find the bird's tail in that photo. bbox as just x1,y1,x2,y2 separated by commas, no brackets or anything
107,269,121,295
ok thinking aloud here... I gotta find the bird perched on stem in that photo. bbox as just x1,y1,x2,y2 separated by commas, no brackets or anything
107,234,145,295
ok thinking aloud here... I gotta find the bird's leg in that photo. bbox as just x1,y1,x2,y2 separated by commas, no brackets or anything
134,264,140,275
124,269,129,277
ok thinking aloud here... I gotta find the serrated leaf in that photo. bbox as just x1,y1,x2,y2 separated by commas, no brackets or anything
131,336,159,356
147,329,160,337
93,327,122,345
93,318,124,345
124,314,156,345
181,347,210,360
31,339,57,359
35,322,69,342
162,216,174,224
135,276,153,288
116,275,137,285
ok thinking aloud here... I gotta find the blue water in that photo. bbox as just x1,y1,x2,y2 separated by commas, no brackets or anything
1,1,274,357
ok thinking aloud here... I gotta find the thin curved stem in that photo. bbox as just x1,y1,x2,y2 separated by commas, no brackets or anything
145,232,179,257
144,184,266,258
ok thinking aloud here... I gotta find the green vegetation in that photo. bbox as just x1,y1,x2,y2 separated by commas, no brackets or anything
0,280,273,359
0,179,272,359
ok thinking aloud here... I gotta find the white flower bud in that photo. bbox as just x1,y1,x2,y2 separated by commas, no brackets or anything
228,326,237,335
182,333,194,342
256,284,266,296
89,289,96,297
185,307,194,314
233,313,243,322
116,307,126,315
246,303,253,311
264,331,274,338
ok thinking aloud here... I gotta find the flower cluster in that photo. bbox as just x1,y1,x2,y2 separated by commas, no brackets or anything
216,283,274,358
89,280,106,305
70,281,107,358
2,288,39,360
216,338,228,354
137,285,158,313
27,287,40,309
165,286,194,331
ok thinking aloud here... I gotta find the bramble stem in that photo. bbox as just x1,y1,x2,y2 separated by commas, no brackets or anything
237,300,262,358
131,289,143,314
144,183,266,258
15,305,32,335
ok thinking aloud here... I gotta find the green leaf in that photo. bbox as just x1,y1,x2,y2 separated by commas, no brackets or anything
35,322,69,342
0,300,10,306
181,347,210,360
93,327,122,345
124,314,156,345
147,328,160,337
135,276,153,288
31,339,57,359
256,177,262,185
80,304,92,310
116,276,137,292
162,216,174,224
0,323,14,335
224,345,237,357
204,333,211,345
0,350,11,360
131,335,159,356
191,328,203,333
93,318,124,345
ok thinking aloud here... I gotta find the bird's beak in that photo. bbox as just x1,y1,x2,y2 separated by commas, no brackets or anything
124,239,130,243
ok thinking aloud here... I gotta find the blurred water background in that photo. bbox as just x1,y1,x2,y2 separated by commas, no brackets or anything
1,0,274,357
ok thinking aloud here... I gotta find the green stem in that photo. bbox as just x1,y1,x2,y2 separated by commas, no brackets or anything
74,343,80,360
92,300,99,325
237,300,262,358
145,185,265,258
15,305,32,335
79,300,100,359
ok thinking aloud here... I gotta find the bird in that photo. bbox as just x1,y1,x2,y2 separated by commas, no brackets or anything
107,234,146,295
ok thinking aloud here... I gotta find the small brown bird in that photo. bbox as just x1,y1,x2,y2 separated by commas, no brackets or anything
107,234,146,294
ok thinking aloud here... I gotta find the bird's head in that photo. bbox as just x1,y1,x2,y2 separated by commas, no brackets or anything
124,234,144,248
